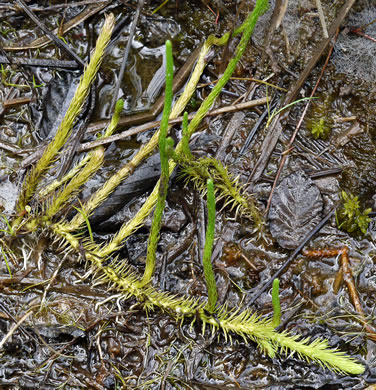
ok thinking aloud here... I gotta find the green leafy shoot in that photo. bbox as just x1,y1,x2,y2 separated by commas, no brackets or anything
336,191,371,235
203,178,218,313
177,156,264,230
272,278,281,328
81,0,270,257
137,39,174,287
44,147,104,221
103,98,124,138
13,14,115,225
0,22,16,37
32,75,44,88
1,64,29,88
186,0,268,139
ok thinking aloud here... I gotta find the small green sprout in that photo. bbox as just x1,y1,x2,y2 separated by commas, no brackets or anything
309,117,331,139
137,39,174,288
272,278,281,328
0,21,16,37
306,96,332,140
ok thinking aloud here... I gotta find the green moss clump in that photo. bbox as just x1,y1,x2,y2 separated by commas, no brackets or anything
306,97,332,140
309,116,331,139
337,191,372,235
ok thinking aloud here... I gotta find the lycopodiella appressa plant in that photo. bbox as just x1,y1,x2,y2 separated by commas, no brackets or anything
0,3,365,376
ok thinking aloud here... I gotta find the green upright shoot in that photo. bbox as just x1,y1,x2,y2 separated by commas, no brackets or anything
272,278,281,328
203,178,218,313
137,40,174,287
186,0,268,139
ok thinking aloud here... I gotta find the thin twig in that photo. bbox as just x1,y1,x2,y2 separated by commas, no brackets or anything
109,0,144,114
2,96,31,108
350,28,376,43
341,247,376,341
79,97,269,152
237,100,278,158
247,207,335,307
40,257,67,308
275,0,289,29
5,2,110,51
304,246,376,341
0,310,33,350
315,0,328,38
27,0,110,12
15,0,85,68
250,0,356,183
0,140,32,155
0,55,79,68
86,45,202,134
264,28,339,215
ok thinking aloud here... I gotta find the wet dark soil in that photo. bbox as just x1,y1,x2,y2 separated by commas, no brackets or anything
1,0,376,389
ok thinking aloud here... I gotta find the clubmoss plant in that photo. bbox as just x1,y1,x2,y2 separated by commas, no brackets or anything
57,35,223,236
13,14,115,228
173,106,263,230
43,147,104,221
0,4,366,377
80,0,269,259
40,99,125,198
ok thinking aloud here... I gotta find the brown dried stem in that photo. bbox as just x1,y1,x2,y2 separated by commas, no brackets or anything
304,246,376,342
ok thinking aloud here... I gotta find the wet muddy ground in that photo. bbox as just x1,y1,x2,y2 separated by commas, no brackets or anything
1,0,376,388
